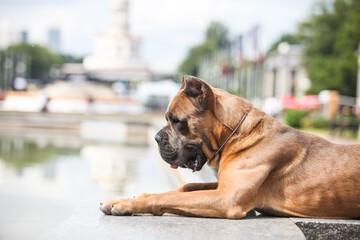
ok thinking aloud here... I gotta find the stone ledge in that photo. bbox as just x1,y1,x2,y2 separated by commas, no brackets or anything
35,198,305,240
36,197,360,240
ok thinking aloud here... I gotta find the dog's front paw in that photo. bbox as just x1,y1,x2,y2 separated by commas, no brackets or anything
100,199,134,216
100,199,118,215
111,200,134,216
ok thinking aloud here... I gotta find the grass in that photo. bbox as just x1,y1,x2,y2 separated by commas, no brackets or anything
299,128,359,141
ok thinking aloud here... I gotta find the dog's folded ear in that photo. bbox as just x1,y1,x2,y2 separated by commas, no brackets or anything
181,75,215,112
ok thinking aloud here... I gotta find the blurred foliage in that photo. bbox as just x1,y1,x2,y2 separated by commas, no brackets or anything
205,21,230,48
60,54,83,64
178,21,230,76
177,43,215,77
285,110,307,128
302,116,329,129
1,43,83,82
3,43,62,80
286,110,331,129
298,0,360,97
267,33,301,54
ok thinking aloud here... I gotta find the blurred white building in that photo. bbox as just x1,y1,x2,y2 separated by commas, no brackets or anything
137,80,180,109
83,0,150,82
264,42,311,98
0,19,21,49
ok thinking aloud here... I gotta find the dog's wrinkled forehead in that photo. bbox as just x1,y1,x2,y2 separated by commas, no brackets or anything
167,91,197,119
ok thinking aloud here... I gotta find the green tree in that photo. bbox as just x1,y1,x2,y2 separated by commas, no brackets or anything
298,0,360,96
178,21,230,76
60,54,83,64
177,43,215,77
4,43,61,81
205,21,229,49
267,33,301,54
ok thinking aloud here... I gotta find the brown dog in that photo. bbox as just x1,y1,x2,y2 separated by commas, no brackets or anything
100,75,360,219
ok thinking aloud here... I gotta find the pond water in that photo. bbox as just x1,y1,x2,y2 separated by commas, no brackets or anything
0,128,171,240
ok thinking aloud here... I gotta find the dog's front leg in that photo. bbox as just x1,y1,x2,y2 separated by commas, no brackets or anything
100,161,271,219
100,176,260,219
100,182,218,214
102,189,245,218
130,182,218,199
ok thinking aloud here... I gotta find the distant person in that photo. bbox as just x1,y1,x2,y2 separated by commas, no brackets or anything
39,86,50,113
0,91,5,101
86,94,95,115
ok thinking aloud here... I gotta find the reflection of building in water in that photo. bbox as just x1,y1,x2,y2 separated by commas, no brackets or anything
83,0,150,82
0,160,8,184
0,135,79,180
82,145,142,196
43,161,56,180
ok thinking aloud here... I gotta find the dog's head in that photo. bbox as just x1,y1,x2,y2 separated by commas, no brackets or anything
155,76,217,171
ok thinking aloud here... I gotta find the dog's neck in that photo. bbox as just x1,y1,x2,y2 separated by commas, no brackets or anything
211,111,249,161
213,88,252,130
206,109,252,168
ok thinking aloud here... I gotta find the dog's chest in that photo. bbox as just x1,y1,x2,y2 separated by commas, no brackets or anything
209,165,219,179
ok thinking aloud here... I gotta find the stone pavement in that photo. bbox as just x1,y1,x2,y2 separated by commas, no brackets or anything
35,198,305,240
35,197,360,240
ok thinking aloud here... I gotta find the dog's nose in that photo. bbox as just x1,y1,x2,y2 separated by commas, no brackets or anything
155,132,163,143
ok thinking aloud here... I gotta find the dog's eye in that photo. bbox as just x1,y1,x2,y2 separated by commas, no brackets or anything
172,118,180,124
177,119,189,135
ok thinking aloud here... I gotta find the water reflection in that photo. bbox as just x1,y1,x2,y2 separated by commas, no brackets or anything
0,128,161,240
82,144,146,196
0,135,78,171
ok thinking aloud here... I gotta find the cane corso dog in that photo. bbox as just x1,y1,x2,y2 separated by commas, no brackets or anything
100,75,360,219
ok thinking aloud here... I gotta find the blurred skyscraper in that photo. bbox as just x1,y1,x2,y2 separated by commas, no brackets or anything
20,30,28,43
48,28,61,53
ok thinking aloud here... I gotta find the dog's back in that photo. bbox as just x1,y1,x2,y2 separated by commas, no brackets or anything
256,123,360,218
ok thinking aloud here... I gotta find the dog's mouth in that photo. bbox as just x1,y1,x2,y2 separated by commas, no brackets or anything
170,144,207,172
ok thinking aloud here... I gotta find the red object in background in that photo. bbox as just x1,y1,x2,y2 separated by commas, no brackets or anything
0,91,5,101
280,95,299,109
221,63,234,75
298,95,320,110
280,95,321,110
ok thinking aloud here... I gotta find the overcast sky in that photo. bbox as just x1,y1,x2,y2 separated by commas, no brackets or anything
0,0,315,73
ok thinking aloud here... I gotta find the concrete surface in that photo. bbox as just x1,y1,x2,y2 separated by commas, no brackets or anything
35,197,360,240
35,198,306,240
